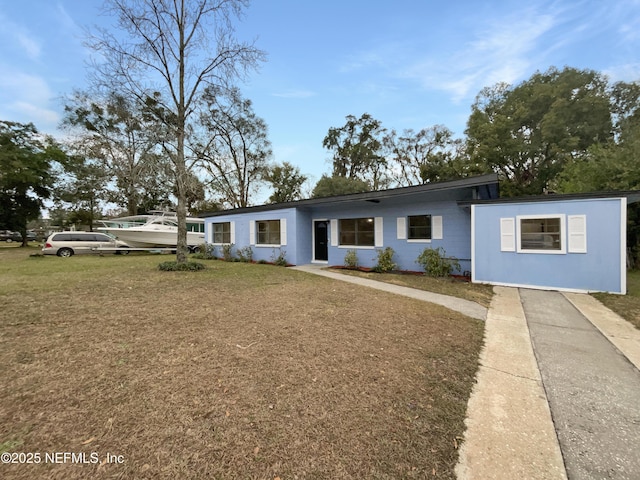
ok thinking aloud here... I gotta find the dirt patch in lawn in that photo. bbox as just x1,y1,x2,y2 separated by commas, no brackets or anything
0,252,484,479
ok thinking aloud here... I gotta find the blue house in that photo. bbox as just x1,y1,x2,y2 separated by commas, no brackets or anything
202,174,637,294
469,193,639,295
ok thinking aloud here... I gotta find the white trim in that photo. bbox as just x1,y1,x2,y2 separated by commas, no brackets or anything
374,217,383,247
567,215,587,253
396,217,407,240
500,217,515,252
229,221,236,245
330,219,338,246
207,222,213,244
407,239,432,243
254,244,281,248
471,205,476,283
337,245,375,250
280,218,287,246
516,214,566,254
621,197,627,295
432,216,443,239
249,221,256,246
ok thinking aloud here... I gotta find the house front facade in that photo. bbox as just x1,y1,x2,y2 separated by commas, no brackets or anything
202,174,499,273
202,175,637,294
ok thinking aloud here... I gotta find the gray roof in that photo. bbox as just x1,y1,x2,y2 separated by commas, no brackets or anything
458,189,640,206
200,173,500,218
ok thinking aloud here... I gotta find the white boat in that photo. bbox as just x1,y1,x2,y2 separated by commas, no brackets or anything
96,211,205,248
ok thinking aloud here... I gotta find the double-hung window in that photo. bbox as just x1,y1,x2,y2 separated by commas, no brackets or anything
257,220,281,245
339,218,375,246
212,222,231,244
408,215,432,240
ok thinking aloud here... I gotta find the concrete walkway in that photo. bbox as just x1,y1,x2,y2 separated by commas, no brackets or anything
290,266,640,480
290,264,487,320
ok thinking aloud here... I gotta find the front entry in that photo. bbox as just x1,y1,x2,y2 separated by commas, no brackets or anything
313,221,329,262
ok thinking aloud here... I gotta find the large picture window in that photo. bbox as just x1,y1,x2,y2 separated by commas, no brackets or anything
339,218,375,246
408,215,432,240
518,215,564,253
212,222,231,244
257,220,281,245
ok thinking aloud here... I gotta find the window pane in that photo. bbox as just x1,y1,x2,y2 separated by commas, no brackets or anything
213,222,231,243
408,215,431,239
520,218,561,250
256,220,280,245
339,218,374,246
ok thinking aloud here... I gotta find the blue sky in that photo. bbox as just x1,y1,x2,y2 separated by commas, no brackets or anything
1,0,640,197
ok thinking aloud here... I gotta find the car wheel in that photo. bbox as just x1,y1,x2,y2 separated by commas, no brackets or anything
57,248,74,257
115,246,130,255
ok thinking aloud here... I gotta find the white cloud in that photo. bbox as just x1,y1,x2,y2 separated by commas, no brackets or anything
0,13,42,60
0,69,60,131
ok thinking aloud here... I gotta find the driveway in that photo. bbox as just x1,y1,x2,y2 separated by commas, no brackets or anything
457,287,640,480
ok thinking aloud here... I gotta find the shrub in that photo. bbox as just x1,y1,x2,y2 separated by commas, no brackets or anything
221,243,235,261
271,249,288,267
192,243,217,260
158,261,206,272
373,247,397,273
344,249,358,269
416,247,460,277
236,246,254,263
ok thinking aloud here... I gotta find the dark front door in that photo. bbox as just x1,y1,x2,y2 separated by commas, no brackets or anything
314,221,329,261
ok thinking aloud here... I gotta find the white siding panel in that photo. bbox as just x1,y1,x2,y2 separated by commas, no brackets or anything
375,217,383,247
330,219,338,246
280,218,287,246
567,215,587,253
249,221,255,245
432,216,443,240
500,217,515,252
396,217,406,240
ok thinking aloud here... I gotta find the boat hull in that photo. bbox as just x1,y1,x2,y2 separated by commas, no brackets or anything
96,228,205,248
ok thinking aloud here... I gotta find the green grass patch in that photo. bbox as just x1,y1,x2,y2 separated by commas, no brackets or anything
593,270,640,329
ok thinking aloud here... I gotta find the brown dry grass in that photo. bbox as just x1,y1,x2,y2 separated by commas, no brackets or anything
330,269,494,308
0,247,484,479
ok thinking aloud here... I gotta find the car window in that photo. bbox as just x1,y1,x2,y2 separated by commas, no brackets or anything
53,233,72,241
94,234,112,242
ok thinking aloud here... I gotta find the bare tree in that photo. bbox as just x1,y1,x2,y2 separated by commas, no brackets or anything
195,86,271,208
87,0,264,263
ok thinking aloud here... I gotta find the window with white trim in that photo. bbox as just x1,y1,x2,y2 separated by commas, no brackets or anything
339,218,375,246
517,215,565,253
212,222,231,244
408,215,432,240
257,220,281,245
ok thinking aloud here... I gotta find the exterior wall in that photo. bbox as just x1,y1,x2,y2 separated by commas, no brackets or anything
204,208,298,264
309,200,472,272
472,198,626,294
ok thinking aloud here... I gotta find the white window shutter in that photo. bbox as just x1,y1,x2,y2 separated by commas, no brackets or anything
230,221,235,244
207,223,213,244
330,219,338,246
568,215,587,253
500,218,515,252
280,218,287,246
432,216,443,240
374,217,384,247
396,217,406,240
249,221,255,245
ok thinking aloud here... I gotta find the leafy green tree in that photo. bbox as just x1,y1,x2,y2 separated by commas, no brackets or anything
0,121,67,245
263,162,307,203
87,0,264,264
62,91,173,215
311,175,370,198
323,113,388,189
466,67,613,196
53,156,109,231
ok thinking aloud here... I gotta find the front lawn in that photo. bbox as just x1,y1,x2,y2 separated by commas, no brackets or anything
593,270,640,329
0,247,484,479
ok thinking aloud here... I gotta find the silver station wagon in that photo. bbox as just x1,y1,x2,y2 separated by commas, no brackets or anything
42,232,130,257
